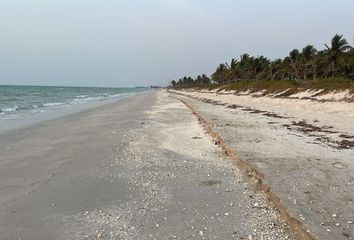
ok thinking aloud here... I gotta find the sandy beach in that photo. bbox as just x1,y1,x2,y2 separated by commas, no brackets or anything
0,91,295,240
2,0,353,239
170,89,354,240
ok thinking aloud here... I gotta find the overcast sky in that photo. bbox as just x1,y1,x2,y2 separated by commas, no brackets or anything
0,0,353,87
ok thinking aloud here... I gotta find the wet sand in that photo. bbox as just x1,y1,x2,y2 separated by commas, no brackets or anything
0,91,294,240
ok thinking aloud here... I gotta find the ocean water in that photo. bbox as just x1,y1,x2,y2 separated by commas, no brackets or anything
0,85,148,133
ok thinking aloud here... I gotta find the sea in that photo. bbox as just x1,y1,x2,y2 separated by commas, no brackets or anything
0,85,148,134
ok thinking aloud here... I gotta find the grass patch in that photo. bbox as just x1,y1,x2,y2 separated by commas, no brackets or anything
173,83,221,91
301,78,354,93
173,78,354,96
222,79,299,93
202,84,221,91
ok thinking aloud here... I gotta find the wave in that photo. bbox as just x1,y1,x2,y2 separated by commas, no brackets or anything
71,96,104,103
70,93,131,104
0,106,19,113
0,102,65,115
75,95,89,99
0,87,144,119
43,102,64,107
109,93,122,98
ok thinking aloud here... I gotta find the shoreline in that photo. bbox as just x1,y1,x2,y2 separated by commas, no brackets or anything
0,90,149,136
0,90,296,240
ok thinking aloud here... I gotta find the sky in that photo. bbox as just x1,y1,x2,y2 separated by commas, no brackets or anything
0,0,353,87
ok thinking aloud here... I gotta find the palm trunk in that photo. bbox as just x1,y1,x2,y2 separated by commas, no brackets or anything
291,63,300,80
312,65,317,80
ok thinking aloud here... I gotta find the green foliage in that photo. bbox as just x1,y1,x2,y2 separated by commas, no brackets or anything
221,79,299,93
204,84,221,90
169,34,354,91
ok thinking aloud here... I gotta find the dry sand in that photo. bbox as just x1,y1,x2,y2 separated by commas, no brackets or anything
170,89,354,240
173,90,354,138
0,91,295,240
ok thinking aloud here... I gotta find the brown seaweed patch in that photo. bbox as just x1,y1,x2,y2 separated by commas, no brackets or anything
339,134,354,139
292,121,338,134
250,109,268,114
201,98,227,106
227,104,243,109
242,107,255,112
263,112,289,119
336,139,354,149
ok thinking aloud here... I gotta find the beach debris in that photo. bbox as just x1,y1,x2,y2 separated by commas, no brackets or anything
227,104,242,109
200,180,222,186
339,134,354,139
263,112,289,119
342,231,350,237
332,162,346,169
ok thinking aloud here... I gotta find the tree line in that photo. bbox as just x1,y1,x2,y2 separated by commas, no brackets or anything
171,34,354,88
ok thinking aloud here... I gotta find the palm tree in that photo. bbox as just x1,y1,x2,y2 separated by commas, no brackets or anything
269,59,283,80
302,45,317,80
201,74,211,85
289,49,301,79
171,80,177,87
325,34,352,76
225,58,239,81
170,33,354,88
311,50,329,79
339,48,354,78
212,64,229,84
252,56,270,79
238,54,255,79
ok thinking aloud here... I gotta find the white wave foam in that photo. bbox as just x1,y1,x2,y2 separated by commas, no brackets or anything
75,95,88,99
43,102,64,107
71,96,105,104
1,106,19,112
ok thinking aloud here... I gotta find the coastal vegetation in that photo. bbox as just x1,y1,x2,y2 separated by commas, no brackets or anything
170,34,354,92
